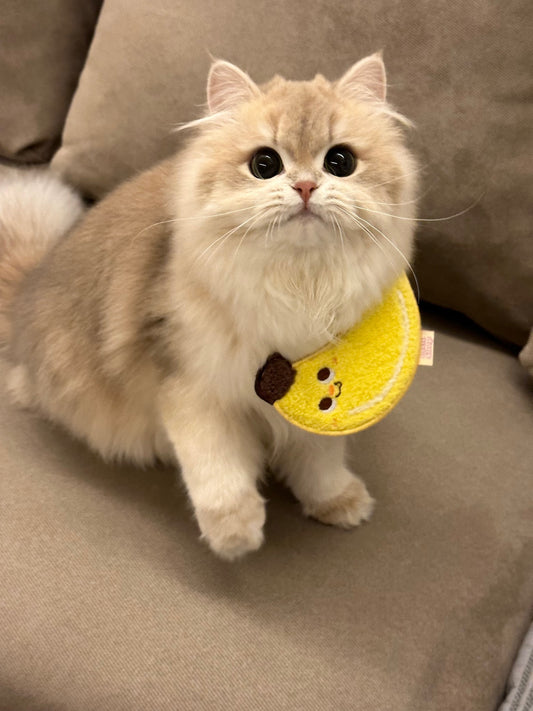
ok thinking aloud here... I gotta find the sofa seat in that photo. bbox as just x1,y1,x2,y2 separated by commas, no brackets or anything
1,305,532,711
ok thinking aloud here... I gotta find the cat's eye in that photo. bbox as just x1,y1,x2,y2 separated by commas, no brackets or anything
324,145,357,177
249,148,283,180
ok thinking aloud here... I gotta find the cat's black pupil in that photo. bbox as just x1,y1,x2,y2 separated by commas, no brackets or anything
317,367,331,382
250,148,283,180
324,145,356,177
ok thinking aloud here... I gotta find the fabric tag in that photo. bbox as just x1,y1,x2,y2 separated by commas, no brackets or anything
419,330,435,366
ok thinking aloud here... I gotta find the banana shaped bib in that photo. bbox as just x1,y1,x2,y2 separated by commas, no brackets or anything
255,273,421,435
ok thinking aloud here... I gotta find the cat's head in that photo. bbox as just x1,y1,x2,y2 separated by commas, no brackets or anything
175,54,417,288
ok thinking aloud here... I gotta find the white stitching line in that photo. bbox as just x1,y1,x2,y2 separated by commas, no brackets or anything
348,288,409,416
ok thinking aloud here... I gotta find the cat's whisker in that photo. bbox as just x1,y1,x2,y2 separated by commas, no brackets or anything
195,232,232,265
344,212,398,281
172,205,257,223
130,208,265,246
339,218,348,260
362,164,425,192
207,207,279,264
365,197,418,208
354,184,417,216
265,215,276,247
355,188,420,209
274,213,283,243
232,224,254,262
355,193,485,223
194,212,262,265
330,201,420,301
335,206,411,300
131,218,178,243
232,209,275,262
274,213,284,241
351,211,421,302
368,178,436,208
132,207,260,241
329,214,346,260
206,232,245,264
265,210,282,247
264,216,273,247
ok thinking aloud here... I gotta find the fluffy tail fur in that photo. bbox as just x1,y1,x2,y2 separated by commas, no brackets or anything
0,168,84,345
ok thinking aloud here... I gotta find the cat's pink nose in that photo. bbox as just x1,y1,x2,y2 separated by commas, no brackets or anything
292,180,317,207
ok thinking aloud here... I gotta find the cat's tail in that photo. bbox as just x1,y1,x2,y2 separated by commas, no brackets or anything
0,168,84,345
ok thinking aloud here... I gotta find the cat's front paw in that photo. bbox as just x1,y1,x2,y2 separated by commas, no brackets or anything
303,476,375,529
196,491,266,561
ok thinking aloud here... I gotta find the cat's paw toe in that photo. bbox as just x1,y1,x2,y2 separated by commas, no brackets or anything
197,492,266,561
304,477,375,529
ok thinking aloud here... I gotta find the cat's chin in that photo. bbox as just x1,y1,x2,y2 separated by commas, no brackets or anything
271,212,335,250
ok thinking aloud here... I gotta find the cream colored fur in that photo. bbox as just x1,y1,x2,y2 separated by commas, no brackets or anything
0,55,417,559
0,169,84,343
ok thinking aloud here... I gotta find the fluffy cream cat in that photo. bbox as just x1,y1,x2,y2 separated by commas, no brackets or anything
0,54,417,560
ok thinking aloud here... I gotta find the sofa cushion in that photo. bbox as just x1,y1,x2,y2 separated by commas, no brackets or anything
1,307,532,710
519,330,533,378
50,0,533,348
0,0,102,164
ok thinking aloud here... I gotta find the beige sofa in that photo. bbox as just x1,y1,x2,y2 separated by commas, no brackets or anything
1,2,532,709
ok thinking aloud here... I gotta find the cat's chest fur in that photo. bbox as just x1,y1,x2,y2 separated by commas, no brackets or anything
168,243,370,412
215,242,380,359
235,281,356,362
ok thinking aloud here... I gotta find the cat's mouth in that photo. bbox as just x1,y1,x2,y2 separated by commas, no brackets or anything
288,206,324,224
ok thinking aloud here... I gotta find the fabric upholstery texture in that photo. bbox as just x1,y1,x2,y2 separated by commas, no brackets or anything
2,306,532,710
51,0,533,347
0,0,102,164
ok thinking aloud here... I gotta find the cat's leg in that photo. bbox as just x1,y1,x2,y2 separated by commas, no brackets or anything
159,383,266,560
273,426,374,528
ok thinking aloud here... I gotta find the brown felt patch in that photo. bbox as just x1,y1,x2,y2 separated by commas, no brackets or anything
255,352,296,405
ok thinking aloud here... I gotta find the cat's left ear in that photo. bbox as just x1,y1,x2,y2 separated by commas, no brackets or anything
337,52,387,103
207,60,260,114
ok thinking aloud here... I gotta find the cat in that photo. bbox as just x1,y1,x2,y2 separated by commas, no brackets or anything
0,53,418,560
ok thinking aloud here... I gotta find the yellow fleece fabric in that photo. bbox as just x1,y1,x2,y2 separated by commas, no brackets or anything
274,273,421,435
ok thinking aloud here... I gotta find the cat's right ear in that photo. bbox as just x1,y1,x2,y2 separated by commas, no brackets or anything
337,52,387,103
207,60,260,114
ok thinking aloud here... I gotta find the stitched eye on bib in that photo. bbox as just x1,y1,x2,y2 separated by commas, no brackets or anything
317,367,335,384
319,397,337,413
